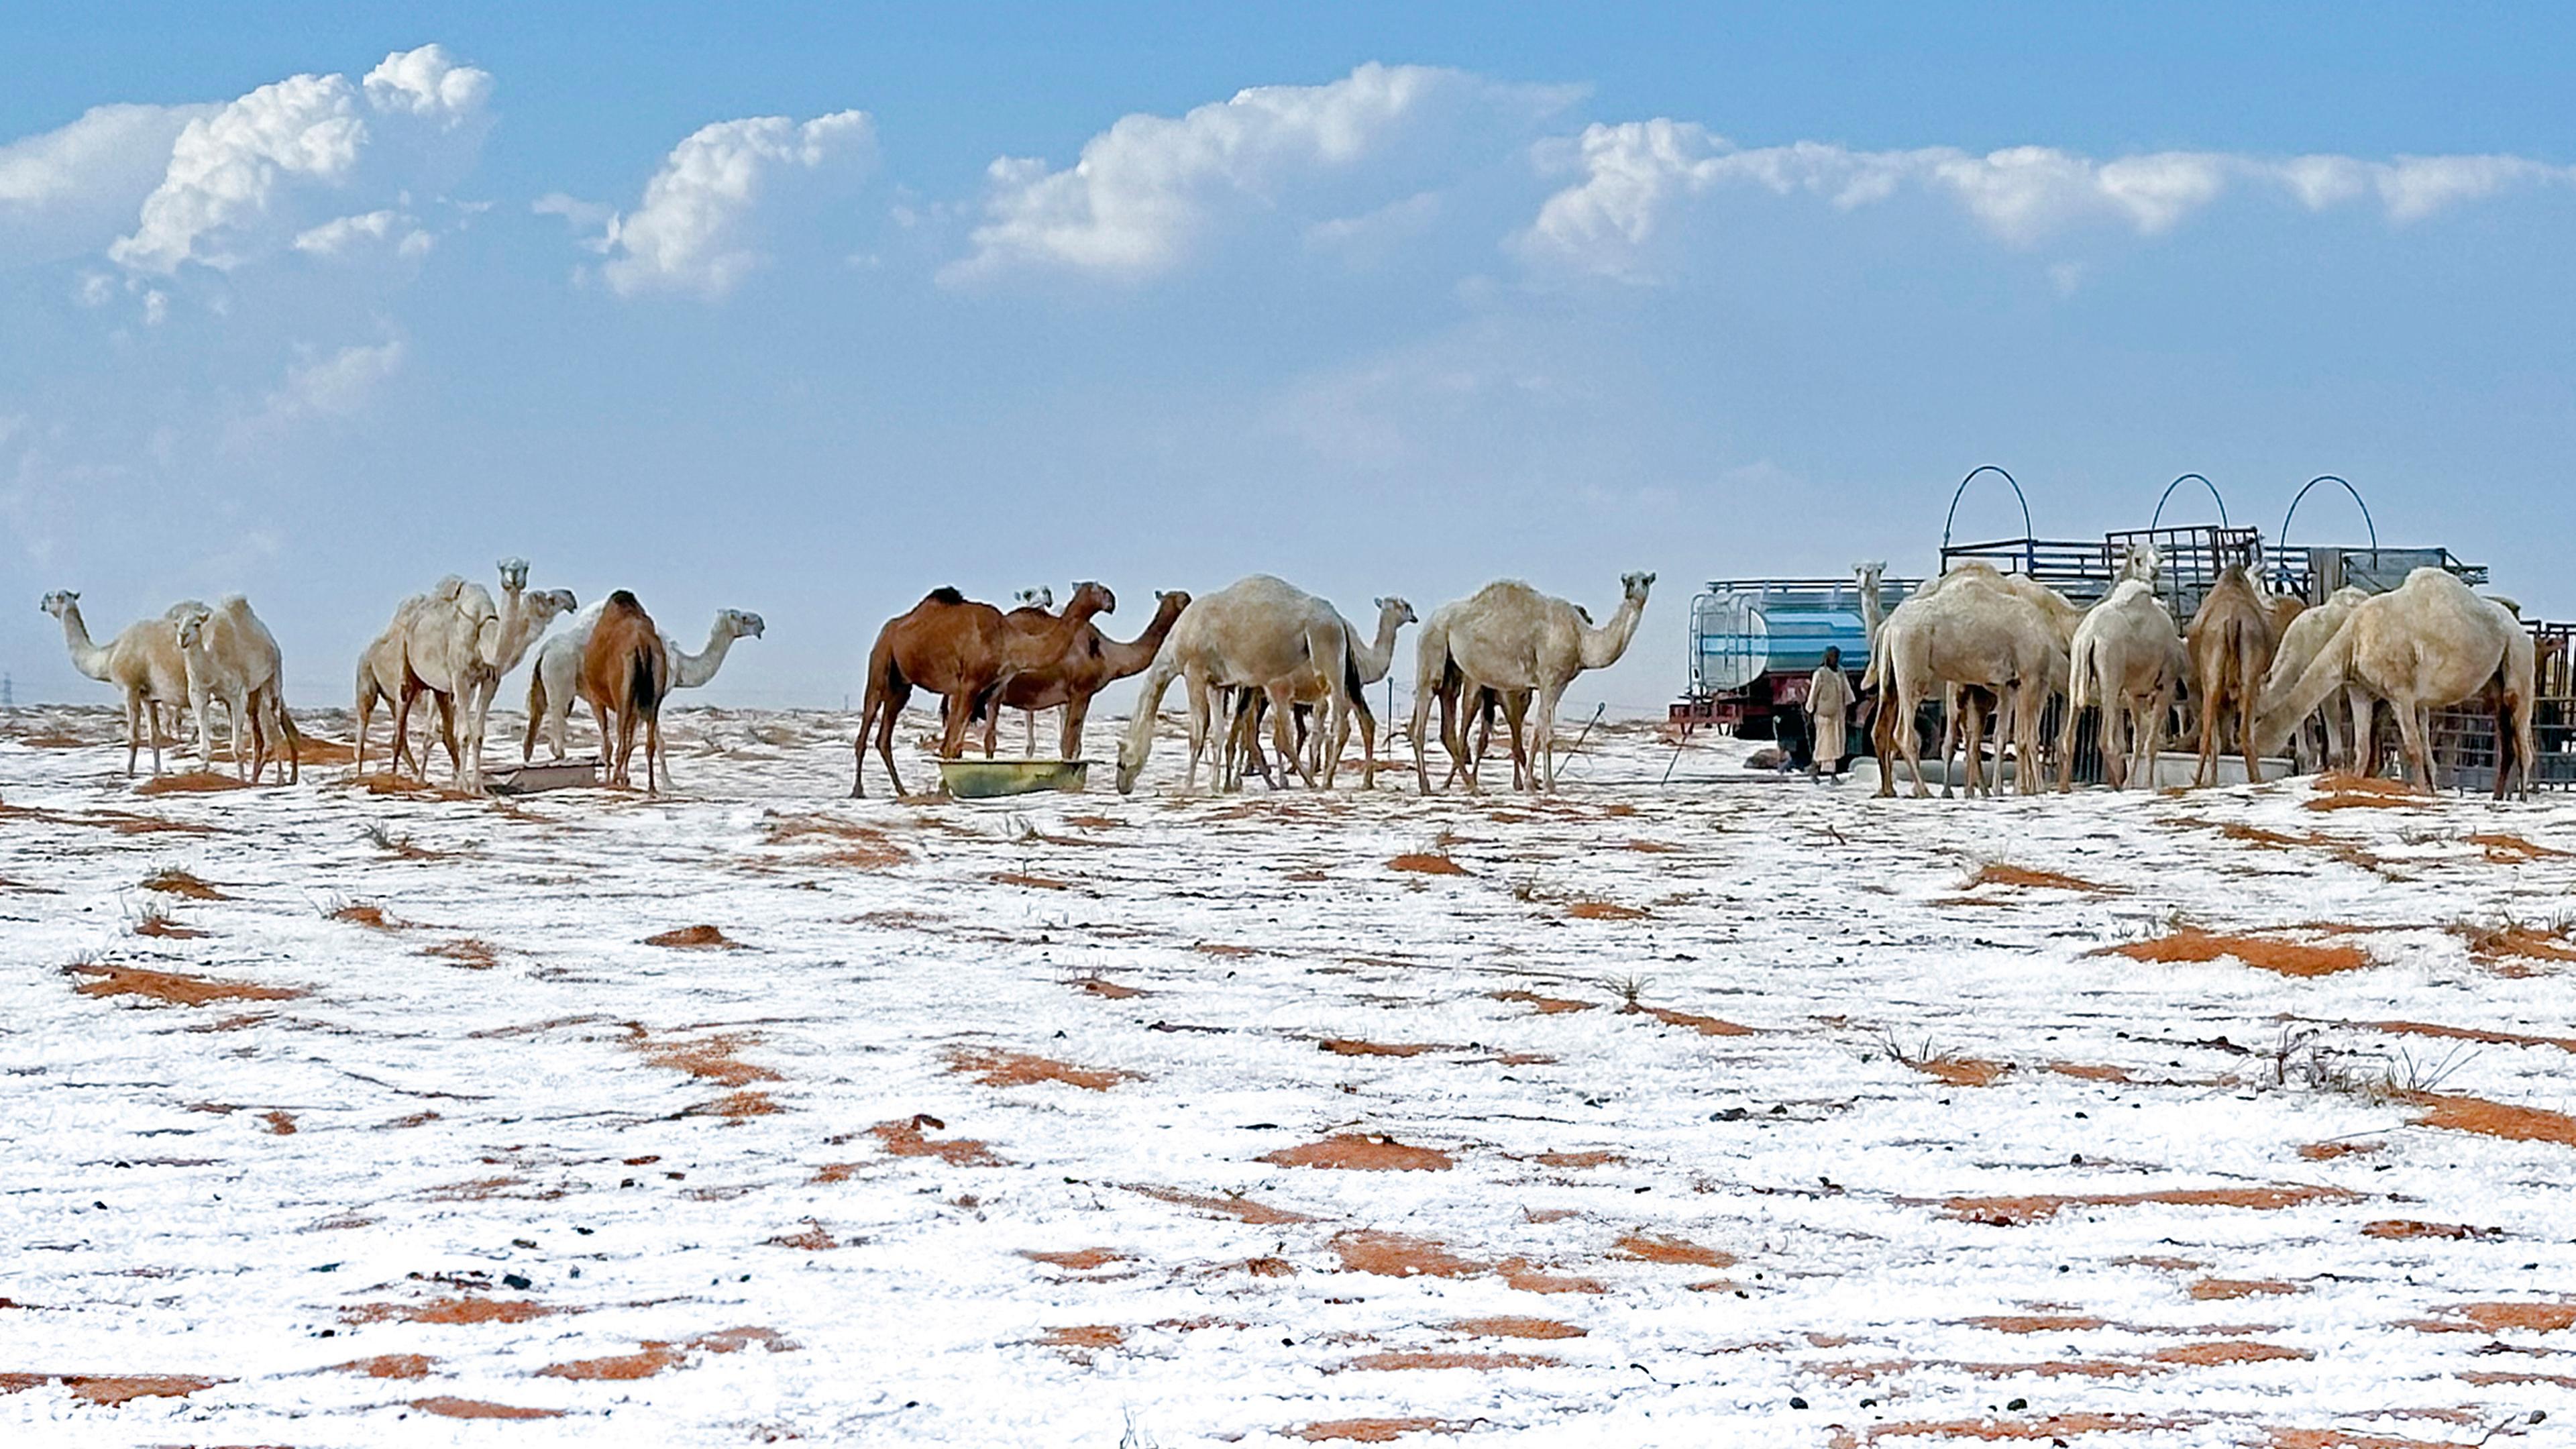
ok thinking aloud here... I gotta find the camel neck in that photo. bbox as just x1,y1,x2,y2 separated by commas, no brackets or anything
57,605,112,680
672,623,739,689
1578,595,1645,671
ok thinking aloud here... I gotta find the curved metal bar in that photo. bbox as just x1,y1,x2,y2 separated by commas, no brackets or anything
2149,472,2229,530
1941,465,2033,558
2279,474,2379,557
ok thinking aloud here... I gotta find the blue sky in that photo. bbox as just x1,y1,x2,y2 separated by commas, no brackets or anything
5,3,2571,714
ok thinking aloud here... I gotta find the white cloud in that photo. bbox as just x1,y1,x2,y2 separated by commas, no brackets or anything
946,63,1577,284
111,44,492,275
264,338,406,422
292,208,432,259
1519,122,2576,280
0,103,212,266
594,111,876,299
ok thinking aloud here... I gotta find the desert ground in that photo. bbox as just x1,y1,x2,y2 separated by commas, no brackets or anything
2,704,2572,1448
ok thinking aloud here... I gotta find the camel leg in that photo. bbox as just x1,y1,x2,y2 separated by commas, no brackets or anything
1060,699,1089,761
1179,672,1210,796
123,691,143,776
1409,681,1436,795
1896,684,1931,798
2394,701,2435,793
875,680,912,797
1960,694,1986,799
646,709,662,795
1530,684,1561,792
392,684,421,783
2141,686,2170,790
1269,684,1317,789
2193,682,2222,788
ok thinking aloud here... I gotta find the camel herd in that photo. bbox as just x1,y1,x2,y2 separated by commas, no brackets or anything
30,545,2545,803
1860,544,2542,800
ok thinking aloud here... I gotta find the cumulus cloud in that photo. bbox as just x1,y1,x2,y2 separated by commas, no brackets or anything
292,208,433,260
586,111,877,299
230,339,407,445
109,44,492,274
946,63,1578,284
1518,121,2576,280
0,103,212,266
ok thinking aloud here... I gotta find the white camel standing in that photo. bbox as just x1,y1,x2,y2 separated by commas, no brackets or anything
2254,568,2536,798
388,559,575,789
2057,578,2184,790
525,605,765,763
1228,595,1415,789
356,580,463,780
2258,586,2373,773
1424,572,1654,794
1865,567,2065,799
1116,575,1368,795
172,596,301,784
40,592,202,776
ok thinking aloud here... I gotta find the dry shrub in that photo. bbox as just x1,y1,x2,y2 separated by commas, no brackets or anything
1387,852,1467,875
140,867,225,900
134,771,250,796
1969,863,2117,893
2098,928,2369,977
644,923,739,949
946,1047,1136,1091
67,963,300,1006
1258,1134,1454,1171
423,938,498,969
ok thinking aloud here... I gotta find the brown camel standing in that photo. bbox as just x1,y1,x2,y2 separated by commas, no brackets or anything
580,590,670,792
2185,564,2285,787
853,582,1115,797
982,588,1191,759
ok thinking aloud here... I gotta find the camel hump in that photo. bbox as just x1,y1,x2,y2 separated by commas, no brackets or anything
925,586,969,606
606,589,643,610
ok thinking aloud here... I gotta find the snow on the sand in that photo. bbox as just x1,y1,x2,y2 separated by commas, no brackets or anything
2,704,2572,1448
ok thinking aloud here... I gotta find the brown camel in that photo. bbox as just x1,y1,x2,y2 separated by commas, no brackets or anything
981,588,1191,759
580,590,670,792
2184,564,2286,787
853,582,1115,797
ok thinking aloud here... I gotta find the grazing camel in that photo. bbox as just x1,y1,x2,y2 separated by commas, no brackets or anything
1228,595,1415,789
40,592,199,775
388,560,576,788
2259,586,2373,773
978,588,1191,761
2184,564,2286,787
2254,568,2536,798
1416,573,1653,794
580,591,671,791
1866,568,2064,799
172,596,303,784
526,605,765,762
1116,576,1367,796
2057,580,2184,790
854,582,1114,797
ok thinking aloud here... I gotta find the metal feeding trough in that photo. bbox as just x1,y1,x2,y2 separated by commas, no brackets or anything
481,756,600,795
936,758,1091,800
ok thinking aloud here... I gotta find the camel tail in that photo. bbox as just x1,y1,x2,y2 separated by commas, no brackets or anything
2067,629,2098,710
2252,616,2357,759
1861,624,1887,693
1343,639,1371,726
523,667,548,757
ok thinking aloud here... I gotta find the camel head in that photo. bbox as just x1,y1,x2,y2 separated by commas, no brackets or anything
496,557,531,596
171,602,213,649
1014,585,1055,610
522,589,580,634
720,609,766,639
1150,589,1191,622
1374,596,1418,628
2117,541,2162,586
1115,735,1146,794
1854,560,1886,587
1065,580,1116,619
1620,571,1656,604
39,590,78,619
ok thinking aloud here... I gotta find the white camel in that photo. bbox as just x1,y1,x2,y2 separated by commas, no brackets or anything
172,596,301,784
1417,572,1654,794
2254,568,2537,798
387,559,574,789
1865,567,2065,799
1116,575,1369,795
525,604,765,762
356,580,465,780
41,592,203,775
2258,586,2373,773
2058,579,2184,790
1228,595,1415,789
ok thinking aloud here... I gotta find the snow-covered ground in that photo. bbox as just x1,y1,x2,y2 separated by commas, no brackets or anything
3,704,2573,1448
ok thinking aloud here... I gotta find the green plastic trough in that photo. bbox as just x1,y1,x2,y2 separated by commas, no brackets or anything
936,757,1091,799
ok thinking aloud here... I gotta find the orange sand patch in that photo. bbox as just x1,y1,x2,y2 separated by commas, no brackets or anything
342,1297,558,1326
1913,1057,2008,1087
2299,1141,2383,1161
765,1220,839,1250
761,814,908,867
1970,863,2117,893
1491,989,1593,1014
2151,1340,2310,1365
1862,1414,2183,1442
331,902,406,930
1450,1317,1584,1340
2190,1279,2298,1300
260,1110,296,1135
1963,1315,2110,1334
1563,900,1648,920
2469,831,2569,862
410,1396,563,1420
2451,1301,2576,1332
292,735,357,765
989,871,1071,890
1075,976,1145,999
538,1344,684,1381
1534,1150,1620,1169
67,964,301,1007
1260,1134,1454,1171
948,1047,1136,1091
1630,1005,1756,1036
2362,1018,2576,1054
2049,1063,2136,1082
1193,942,1258,957
1944,1185,2358,1225
133,770,250,796
1293,1418,1459,1442
0,1374,225,1405
1623,839,1677,853
422,937,498,969
335,1354,434,1379
2460,1369,2576,1389
2305,773,2428,812
2261,1432,2479,1449
810,1163,867,1183
692,1089,779,1119
1038,1325,1124,1350
2100,928,2369,977
1344,1350,1554,1372
2453,920,2576,965
1497,1258,1605,1295
633,1031,782,1088
140,867,225,900
1320,1038,1440,1058
1387,853,1467,875
1613,1233,1735,1268
869,1116,1002,1167
2364,1220,2499,1241
1022,1248,1124,1271
643,924,740,949
1333,1231,1484,1279
2398,1091,2576,1146
131,912,204,938
1127,1184,1308,1225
